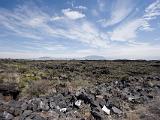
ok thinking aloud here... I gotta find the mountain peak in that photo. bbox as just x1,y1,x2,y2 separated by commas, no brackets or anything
83,55,106,60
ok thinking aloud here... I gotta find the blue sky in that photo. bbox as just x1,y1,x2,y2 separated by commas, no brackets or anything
0,0,160,59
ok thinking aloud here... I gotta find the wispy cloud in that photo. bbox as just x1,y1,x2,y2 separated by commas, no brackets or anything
100,0,134,27
62,8,85,20
109,0,160,41
0,3,108,48
141,0,160,31
75,6,87,10
0,5,47,40
109,19,143,41
144,0,160,20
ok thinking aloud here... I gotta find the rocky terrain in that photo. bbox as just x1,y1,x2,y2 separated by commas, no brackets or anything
0,59,160,120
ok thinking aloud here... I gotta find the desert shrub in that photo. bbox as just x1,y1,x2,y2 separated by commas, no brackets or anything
0,72,20,84
24,80,52,97
18,67,28,74
66,79,92,90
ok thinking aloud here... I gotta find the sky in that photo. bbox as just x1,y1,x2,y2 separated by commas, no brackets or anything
0,0,160,59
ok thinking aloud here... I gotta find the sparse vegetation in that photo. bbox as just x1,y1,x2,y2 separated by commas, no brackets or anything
0,59,160,97
0,59,160,120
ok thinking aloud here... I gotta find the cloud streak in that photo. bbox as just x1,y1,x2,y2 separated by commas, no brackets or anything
0,3,108,48
101,0,134,27
62,8,85,20
109,0,160,41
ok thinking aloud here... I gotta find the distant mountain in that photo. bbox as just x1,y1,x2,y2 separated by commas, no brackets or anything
82,55,106,60
35,57,73,60
33,55,106,60
36,57,54,60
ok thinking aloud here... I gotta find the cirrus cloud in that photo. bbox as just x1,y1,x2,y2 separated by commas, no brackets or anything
109,0,160,41
62,8,85,20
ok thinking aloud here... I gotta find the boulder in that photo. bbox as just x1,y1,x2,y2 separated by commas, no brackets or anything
14,108,22,116
39,100,49,111
34,115,46,120
0,83,20,100
91,110,104,120
3,111,14,120
22,110,32,117
21,102,28,111
76,90,95,104
49,101,56,109
58,100,67,108
28,114,46,120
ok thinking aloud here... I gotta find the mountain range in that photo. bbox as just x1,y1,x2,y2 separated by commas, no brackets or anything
35,55,106,60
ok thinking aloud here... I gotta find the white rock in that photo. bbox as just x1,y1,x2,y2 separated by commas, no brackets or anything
39,101,44,109
128,95,139,101
75,100,81,107
56,106,60,110
60,108,67,112
115,81,118,84
102,105,110,115
96,95,104,99
112,106,122,114
128,96,133,101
